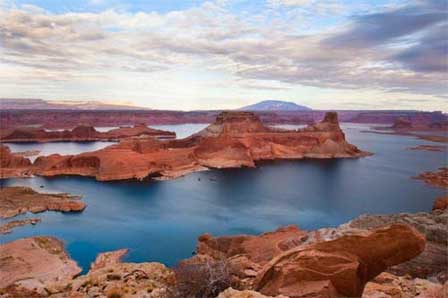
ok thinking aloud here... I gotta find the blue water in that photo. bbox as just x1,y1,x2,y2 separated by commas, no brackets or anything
0,124,446,273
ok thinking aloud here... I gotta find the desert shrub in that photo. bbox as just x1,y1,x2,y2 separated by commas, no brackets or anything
169,259,233,298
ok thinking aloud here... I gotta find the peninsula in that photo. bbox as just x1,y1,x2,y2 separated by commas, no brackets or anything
0,111,371,181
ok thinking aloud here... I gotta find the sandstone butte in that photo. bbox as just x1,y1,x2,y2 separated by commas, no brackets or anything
0,145,32,178
0,123,176,143
0,111,371,181
0,186,86,219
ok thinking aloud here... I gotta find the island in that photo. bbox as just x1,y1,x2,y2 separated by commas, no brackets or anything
0,186,86,218
0,123,175,143
0,111,371,181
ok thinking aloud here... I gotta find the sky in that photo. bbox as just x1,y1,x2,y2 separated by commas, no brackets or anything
0,0,447,111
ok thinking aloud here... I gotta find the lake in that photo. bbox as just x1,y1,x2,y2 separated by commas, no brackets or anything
1,123,446,273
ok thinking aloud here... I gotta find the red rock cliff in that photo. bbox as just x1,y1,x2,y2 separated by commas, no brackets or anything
11,112,370,181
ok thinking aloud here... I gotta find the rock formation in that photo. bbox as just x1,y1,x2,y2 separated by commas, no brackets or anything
363,272,446,298
0,222,431,298
255,225,424,297
217,288,288,298
308,206,448,283
186,224,425,298
0,218,41,234
0,242,175,298
0,123,175,143
414,167,448,188
0,186,86,218
433,196,448,211
27,112,370,181
0,145,32,178
389,117,448,132
0,237,82,296
62,251,175,297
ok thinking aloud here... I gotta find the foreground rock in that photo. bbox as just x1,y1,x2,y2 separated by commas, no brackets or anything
0,218,41,234
0,145,32,178
186,224,425,298
0,186,85,218
253,224,424,297
60,251,175,297
30,112,370,181
0,237,81,295
218,288,287,298
0,222,429,298
0,123,175,143
309,207,448,283
414,167,448,188
433,196,448,211
363,272,446,298
0,242,175,298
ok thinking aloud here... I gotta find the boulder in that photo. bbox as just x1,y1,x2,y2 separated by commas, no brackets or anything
254,224,425,297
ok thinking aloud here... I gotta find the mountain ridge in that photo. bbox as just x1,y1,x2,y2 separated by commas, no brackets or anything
240,100,312,111
0,98,148,110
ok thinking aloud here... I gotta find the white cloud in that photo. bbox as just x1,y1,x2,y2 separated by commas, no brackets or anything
0,0,446,110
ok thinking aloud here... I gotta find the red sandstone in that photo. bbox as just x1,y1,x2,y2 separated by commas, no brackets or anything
0,123,175,143
13,111,371,181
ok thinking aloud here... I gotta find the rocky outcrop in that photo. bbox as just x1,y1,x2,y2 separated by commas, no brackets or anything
217,288,288,298
0,145,33,178
363,272,446,298
62,251,175,298
433,196,448,211
388,117,448,132
0,218,41,234
0,124,175,143
253,224,425,298
30,112,370,181
186,224,425,298
414,167,448,188
0,237,81,295
0,242,174,298
309,207,448,283
0,186,86,218
0,223,429,298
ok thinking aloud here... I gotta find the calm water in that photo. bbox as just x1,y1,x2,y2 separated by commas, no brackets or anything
1,123,446,273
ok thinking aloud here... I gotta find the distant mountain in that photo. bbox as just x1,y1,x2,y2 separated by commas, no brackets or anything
240,100,311,111
0,98,149,110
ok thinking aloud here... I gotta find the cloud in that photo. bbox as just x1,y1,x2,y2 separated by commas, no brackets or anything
0,0,446,106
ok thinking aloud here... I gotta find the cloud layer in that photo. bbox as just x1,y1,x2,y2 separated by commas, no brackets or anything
0,0,446,110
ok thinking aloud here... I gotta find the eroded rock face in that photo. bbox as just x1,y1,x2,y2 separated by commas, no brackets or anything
64,256,175,298
217,288,288,298
0,237,81,295
0,218,41,234
433,196,448,211
0,244,174,298
309,208,448,283
0,186,86,218
197,225,308,266
254,224,425,298
363,272,446,298
186,224,426,298
30,112,370,181
0,145,32,178
0,124,175,143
